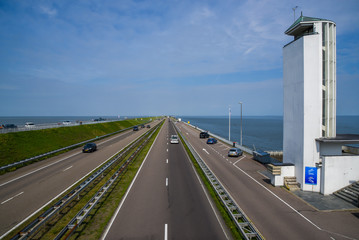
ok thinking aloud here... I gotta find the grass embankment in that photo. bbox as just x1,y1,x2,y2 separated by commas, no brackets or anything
178,132,243,240
0,118,153,168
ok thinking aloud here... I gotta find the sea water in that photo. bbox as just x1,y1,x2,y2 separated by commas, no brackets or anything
179,116,359,151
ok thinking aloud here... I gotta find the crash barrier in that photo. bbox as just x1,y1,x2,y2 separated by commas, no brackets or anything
9,122,160,240
54,123,161,240
0,122,150,172
174,122,263,240
183,121,253,154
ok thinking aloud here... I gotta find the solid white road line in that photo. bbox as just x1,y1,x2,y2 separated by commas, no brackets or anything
100,124,163,240
232,162,322,230
0,138,137,240
0,131,133,188
62,166,73,172
233,155,246,165
1,192,24,205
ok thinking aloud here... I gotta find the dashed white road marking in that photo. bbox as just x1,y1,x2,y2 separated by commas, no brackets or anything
202,148,209,155
1,192,24,205
166,159,168,164
166,178,168,186
164,224,168,240
63,166,73,172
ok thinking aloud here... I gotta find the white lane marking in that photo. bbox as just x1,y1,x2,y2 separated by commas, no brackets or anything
202,148,209,155
186,132,189,135
0,130,133,188
100,124,163,240
164,224,168,240
1,192,24,205
63,166,73,172
0,152,80,187
184,143,230,239
232,162,322,230
166,149,168,152
1,137,138,240
233,155,246,165
166,178,168,187
166,159,168,164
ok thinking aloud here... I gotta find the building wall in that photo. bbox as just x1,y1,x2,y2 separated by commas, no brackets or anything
283,33,322,192
321,156,359,195
283,37,304,186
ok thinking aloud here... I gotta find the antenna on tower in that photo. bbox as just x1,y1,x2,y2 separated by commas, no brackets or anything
292,6,298,21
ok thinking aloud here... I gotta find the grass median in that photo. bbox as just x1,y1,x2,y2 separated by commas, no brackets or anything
177,132,243,240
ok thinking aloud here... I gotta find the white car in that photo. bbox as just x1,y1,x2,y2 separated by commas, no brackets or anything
62,120,71,125
170,135,179,144
25,122,35,128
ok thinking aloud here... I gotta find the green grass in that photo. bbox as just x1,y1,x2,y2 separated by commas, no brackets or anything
178,132,244,240
0,118,154,168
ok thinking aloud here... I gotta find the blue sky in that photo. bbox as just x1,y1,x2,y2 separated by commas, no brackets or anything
1,0,358,117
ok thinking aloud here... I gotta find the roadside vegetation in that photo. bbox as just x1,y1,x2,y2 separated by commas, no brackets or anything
177,131,243,240
4,120,163,240
0,118,153,170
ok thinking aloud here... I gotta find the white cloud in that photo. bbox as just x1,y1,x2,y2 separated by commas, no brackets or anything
39,6,57,17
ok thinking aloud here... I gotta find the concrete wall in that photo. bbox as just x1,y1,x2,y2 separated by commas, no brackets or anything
283,33,322,192
283,37,304,186
321,156,359,195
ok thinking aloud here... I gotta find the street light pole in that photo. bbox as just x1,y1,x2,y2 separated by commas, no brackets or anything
239,102,243,146
229,105,231,141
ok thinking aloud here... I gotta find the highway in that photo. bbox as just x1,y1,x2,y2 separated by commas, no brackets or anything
176,121,359,240
0,123,157,238
102,119,231,239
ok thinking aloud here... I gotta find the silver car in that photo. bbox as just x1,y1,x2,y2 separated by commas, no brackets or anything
228,148,243,157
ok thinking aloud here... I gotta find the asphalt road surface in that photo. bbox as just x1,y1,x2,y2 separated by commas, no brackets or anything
176,121,359,240
102,119,231,240
0,122,158,238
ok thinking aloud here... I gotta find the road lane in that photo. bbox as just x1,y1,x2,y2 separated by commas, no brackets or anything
177,122,359,240
103,119,230,239
0,123,158,237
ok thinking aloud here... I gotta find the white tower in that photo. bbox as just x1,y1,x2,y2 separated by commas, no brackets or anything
283,14,336,192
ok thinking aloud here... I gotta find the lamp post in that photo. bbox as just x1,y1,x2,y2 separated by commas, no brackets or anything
228,105,231,141
239,102,243,146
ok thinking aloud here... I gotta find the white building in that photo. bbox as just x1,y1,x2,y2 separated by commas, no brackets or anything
280,14,359,194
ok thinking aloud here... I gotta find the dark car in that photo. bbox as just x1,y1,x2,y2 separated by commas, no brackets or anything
141,124,145,128
207,138,217,144
199,132,209,138
228,148,243,157
133,126,139,131
83,143,97,153
147,125,151,128
4,124,17,128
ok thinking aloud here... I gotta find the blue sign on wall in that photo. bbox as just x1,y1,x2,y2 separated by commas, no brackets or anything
305,167,317,185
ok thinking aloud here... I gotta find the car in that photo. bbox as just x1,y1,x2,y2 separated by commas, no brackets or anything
199,132,209,138
63,120,71,125
207,138,217,144
133,126,139,131
228,148,243,157
83,143,97,153
146,125,151,128
170,135,179,144
141,124,145,128
4,124,17,129
25,122,35,128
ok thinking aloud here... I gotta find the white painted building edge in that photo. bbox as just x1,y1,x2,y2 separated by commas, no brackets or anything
321,156,359,195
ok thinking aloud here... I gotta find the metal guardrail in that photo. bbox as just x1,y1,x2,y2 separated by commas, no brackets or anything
174,122,263,240
0,122,150,172
9,123,159,240
183,122,254,154
55,123,160,240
